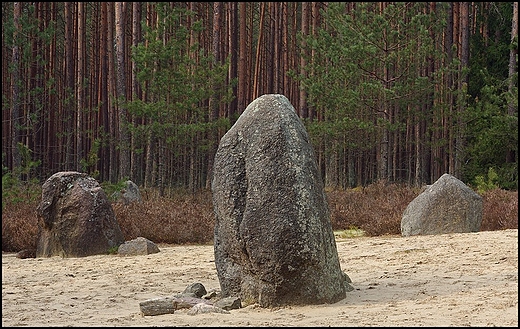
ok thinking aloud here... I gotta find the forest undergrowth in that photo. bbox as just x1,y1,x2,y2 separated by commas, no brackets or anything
2,181,518,252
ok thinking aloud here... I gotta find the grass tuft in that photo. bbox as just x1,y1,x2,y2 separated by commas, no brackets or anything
334,226,366,238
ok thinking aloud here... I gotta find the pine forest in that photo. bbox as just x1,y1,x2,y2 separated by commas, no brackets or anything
2,2,518,193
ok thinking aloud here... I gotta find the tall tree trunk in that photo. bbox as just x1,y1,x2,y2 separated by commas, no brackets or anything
460,2,470,84
206,2,222,189
157,138,165,197
448,2,459,176
309,2,320,120
443,2,455,180
282,3,290,100
238,2,248,113
115,2,130,181
76,2,85,171
378,2,389,181
508,1,518,116
64,2,75,170
30,2,45,181
228,2,238,121
85,3,99,178
131,2,142,183
291,2,299,106
98,2,110,181
45,2,58,176
144,2,156,188
266,2,275,93
272,2,280,93
454,2,470,178
252,2,265,99
238,2,249,114
506,1,518,165
107,2,118,182
299,2,310,118
10,2,22,179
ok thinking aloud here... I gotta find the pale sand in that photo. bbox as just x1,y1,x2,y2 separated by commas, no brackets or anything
2,229,518,327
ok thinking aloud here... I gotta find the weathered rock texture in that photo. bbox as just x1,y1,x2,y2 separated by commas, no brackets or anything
36,171,125,257
118,237,160,256
112,180,142,204
183,282,207,298
212,94,347,307
139,296,213,316
401,173,483,236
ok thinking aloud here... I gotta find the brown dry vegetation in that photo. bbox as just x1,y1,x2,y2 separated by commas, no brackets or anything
2,183,518,253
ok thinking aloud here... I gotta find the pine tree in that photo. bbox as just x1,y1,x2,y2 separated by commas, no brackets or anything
294,2,444,186
126,4,233,191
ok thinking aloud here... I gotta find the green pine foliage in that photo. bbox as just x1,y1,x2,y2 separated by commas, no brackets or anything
463,77,518,190
474,167,500,193
291,2,447,181
468,2,514,97
126,4,234,161
293,2,517,190
462,5,518,191
1,149,41,212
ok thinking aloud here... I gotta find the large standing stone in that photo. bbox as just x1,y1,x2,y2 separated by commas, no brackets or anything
36,171,125,257
212,94,347,307
401,173,483,236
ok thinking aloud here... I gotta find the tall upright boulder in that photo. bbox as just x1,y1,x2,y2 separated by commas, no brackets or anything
401,173,483,236
212,94,347,307
36,171,125,257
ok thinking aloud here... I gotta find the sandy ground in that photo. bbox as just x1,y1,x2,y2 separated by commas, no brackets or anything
2,229,518,327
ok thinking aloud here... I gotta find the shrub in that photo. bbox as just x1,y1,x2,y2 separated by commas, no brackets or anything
112,188,215,245
1,182,518,252
327,180,421,236
2,199,39,252
1,180,40,252
480,188,518,231
474,167,500,194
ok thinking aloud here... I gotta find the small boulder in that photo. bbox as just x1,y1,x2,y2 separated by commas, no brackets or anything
118,237,160,256
112,180,142,204
214,297,242,310
401,173,483,236
139,295,214,316
187,303,230,315
182,282,207,298
139,297,176,316
36,171,124,258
